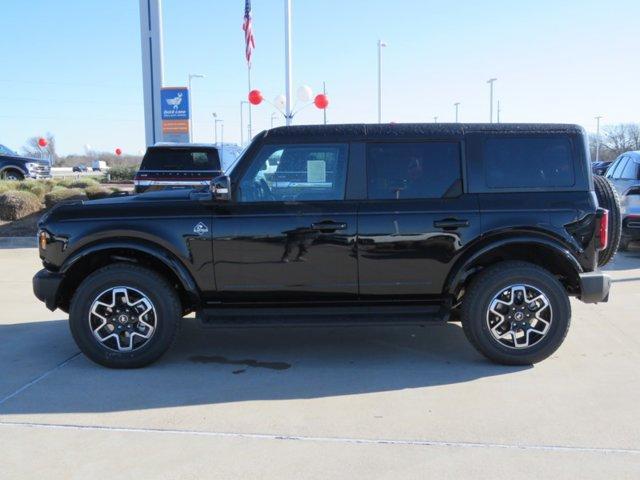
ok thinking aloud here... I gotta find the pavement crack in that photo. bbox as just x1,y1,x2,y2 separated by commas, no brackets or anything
0,352,81,407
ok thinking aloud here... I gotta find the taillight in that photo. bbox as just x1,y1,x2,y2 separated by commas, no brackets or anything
598,209,609,251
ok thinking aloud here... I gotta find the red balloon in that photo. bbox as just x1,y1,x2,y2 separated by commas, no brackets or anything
38,137,48,147
248,89,263,105
314,94,329,109
115,148,122,156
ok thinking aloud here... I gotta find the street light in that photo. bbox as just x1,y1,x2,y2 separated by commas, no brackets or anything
188,73,205,142
433,116,438,124
454,102,460,123
240,101,249,146
212,113,223,145
271,112,277,128
595,115,603,163
487,78,497,123
377,39,387,123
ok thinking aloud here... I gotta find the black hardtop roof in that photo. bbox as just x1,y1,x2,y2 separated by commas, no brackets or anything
263,123,585,140
150,142,218,150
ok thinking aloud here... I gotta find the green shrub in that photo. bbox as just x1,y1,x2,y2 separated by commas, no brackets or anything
44,187,88,208
0,180,20,194
108,165,137,182
66,177,100,189
84,185,112,200
0,190,43,220
16,180,48,201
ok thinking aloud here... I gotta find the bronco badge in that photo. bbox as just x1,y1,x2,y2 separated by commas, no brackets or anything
193,222,208,235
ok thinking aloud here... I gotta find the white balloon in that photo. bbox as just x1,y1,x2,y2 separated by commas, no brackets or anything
297,85,313,102
274,94,286,109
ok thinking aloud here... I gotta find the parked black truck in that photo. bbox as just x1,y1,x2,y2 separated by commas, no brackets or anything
33,124,619,368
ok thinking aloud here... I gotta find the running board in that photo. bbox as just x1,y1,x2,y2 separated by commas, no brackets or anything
196,304,450,328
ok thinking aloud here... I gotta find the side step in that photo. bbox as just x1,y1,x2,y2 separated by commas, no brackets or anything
196,303,450,328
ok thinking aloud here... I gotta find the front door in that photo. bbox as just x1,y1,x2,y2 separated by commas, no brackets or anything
212,142,358,302
357,141,480,298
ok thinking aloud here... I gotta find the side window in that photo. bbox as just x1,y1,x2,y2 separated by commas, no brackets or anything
366,142,461,200
238,144,348,202
608,157,628,179
484,137,574,188
619,157,639,179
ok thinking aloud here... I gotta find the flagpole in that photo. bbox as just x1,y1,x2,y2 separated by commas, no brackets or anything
247,65,253,140
284,0,292,126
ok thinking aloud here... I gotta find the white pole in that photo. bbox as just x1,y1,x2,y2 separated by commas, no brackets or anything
139,0,164,146
188,76,193,142
377,40,386,123
454,102,460,123
284,0,293,125
247,67,253,138
239,102,244,146
595,115,603,163
487,78,497,123
497,100,501,123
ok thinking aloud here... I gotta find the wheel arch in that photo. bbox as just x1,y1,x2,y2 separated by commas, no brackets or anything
57,240,200,314
0,165,26,178
446,235,583,299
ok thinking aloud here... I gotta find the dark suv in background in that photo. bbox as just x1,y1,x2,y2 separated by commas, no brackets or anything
33,124,619,369
134,143,240,194
0,144,51,180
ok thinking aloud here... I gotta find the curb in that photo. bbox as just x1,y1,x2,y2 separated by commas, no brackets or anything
0,237,37,248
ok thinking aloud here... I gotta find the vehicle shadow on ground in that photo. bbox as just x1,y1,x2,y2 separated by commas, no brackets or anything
0,318,530,415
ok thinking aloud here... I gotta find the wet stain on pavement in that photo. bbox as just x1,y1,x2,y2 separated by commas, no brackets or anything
189,355,291,371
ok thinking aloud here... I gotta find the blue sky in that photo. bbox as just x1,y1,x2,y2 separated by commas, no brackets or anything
1,0,639,155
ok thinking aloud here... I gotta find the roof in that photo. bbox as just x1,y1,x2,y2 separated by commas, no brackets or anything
263,123,585,140
151,142,218,149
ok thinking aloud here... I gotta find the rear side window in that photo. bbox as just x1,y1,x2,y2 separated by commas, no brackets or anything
484,137,574,188
366,142,461,199
141,148,221,171
619,157,639,180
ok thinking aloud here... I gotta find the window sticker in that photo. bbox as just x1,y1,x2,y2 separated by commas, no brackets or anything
307,160,326,183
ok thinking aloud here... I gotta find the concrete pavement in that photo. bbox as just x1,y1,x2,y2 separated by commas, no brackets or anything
1,246,639,479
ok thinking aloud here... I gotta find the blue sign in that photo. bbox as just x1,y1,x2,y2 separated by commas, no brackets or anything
161,87,190,120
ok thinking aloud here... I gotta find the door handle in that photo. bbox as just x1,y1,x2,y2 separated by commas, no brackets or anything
433,218,469,229
311,221,347,232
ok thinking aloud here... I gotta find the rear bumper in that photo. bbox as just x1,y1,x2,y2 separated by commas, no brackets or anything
33,268,63,311
578,271,611,303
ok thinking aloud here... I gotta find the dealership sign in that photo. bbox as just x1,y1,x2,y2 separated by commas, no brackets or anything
160,87,189,142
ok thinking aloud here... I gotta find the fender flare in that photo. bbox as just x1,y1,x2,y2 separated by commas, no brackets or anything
0,164,27,175
445,235,583,295
60,239,200,302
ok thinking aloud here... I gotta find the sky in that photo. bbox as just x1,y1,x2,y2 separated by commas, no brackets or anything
1,0,639,155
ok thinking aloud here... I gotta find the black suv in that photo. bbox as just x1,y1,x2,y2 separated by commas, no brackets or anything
33,124,617,368
0,144,51,180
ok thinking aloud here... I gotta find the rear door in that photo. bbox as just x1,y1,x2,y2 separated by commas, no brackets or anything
357,140,480,298
212,142,358,302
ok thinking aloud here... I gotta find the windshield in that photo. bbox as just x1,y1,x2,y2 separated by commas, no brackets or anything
224,144,251,174
140,148,221,171
0,144,17,156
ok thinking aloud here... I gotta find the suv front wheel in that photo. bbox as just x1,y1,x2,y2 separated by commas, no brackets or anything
69,263,181,368
461,261,571,365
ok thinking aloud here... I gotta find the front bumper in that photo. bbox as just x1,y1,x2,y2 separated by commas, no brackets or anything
33,268,63,311
578,271,611,303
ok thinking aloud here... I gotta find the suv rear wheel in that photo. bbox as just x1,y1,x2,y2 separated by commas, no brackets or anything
2,169,24,181
593,175,621,267
69,263,181,368
461,261,571,365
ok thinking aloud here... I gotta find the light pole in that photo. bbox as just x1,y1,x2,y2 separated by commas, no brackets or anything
497,100,502,123
454,102,460,123
284,0,293,125
240,101,249,146
433,116,438,124
595,115,603,163
271,112,277,128
487,78,497,123
377,39,387,123
322,81,327,125
188,73,205,142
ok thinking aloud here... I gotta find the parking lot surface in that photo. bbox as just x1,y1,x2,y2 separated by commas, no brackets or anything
1,246,639,479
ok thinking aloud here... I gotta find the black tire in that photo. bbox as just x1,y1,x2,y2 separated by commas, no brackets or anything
69,263,181,368
461,261,571,365
593,175,621,267
2,169,24,181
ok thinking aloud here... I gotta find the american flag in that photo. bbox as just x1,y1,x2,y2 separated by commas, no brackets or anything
242,0,255,65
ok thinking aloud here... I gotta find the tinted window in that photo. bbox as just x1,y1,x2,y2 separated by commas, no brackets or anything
0,145,17,156
239,144,348,202
606,156,625,179
366,142,461,199
484,137,574,188
619,157,639,179
140,148,221,171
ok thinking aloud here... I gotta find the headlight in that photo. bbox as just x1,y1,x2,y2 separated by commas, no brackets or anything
25,162,39,171
38,230,50,250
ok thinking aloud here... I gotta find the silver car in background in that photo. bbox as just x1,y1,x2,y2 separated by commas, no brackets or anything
605,151,640,250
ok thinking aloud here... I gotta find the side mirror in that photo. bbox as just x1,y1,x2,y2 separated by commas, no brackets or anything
211,175,231,201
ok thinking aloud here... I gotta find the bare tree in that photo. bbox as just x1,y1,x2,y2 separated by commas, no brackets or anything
589,123,640,162
21,133,58,163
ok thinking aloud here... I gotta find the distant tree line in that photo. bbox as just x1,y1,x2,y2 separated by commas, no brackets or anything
589,123,640,162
